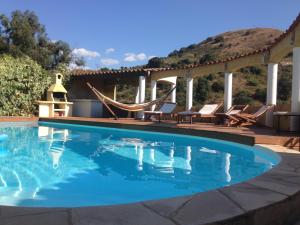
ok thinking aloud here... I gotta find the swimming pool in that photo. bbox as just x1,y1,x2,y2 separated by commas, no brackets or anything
0,121,280,207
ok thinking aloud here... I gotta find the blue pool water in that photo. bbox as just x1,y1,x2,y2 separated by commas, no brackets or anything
0,122,280,207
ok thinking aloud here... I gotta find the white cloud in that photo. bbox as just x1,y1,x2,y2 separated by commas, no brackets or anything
100,58,119,66
124,53,148,62
72,48,100,58
105,48,115,54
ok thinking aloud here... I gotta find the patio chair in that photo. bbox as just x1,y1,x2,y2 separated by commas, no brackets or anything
215,104,249,126
176,103,222,124
144,102,177,122
230,104,274,127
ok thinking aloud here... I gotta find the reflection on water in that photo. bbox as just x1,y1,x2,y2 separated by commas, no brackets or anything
0,122,277,207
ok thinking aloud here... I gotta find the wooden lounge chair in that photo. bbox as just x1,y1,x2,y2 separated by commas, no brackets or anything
177,103,222,124
230,104,273,127
144,102,177,122
215,104,249,126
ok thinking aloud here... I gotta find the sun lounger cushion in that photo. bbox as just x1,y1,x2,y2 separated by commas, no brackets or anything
159,103,176,113
198,104,219,115
227,109,241,115
177,104,220,116
144,102,176,114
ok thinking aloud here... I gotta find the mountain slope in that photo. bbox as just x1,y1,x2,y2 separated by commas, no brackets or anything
148,28,283,67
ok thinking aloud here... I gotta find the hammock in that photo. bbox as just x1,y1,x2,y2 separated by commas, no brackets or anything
87,82,175,115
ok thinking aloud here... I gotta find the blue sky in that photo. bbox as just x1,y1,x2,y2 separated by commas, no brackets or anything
1,0,299,69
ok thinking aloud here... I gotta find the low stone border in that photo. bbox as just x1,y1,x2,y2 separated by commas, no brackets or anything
0,120,299,225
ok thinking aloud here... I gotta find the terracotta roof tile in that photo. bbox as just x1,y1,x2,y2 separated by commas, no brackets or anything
71,67,174,76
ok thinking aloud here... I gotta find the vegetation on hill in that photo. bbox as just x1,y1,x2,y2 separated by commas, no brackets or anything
147,28,282,68
121,28,293,107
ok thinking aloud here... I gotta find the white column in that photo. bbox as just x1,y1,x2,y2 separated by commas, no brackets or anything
171,83,176,103
137,75,146,119
186,77,193,110
135,87,139,104
224,72,233,112
150,80,157,111
291,47,300,131
139,76,146,103
266,63,278,127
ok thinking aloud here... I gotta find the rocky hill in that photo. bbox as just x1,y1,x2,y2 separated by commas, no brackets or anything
147,28,283,68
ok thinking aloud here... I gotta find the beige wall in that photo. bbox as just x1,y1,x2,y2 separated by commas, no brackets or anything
68,76,139,100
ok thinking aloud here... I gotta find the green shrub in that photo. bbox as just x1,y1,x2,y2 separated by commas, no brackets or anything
234,91,253,105
195,77,210,104
212,81,224,92
240,66,262,75
214,36,224,43
249,66,262,75
199,53,216,64
246,77,259,86
278,77,291,101
206,37,213,42
147,57,164,68
187,44,197,50
179,58,192,65
168,50,179,57
254,88,266,102
206,74,215,81
0,54,52,116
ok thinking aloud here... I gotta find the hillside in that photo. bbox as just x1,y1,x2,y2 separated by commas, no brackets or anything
118,28,292,107
148,28,283,68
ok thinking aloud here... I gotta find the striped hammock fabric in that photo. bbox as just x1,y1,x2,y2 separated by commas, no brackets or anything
87,82,176,112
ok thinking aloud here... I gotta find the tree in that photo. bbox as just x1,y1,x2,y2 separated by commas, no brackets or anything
147,57,165,68
0,10,71,69
195,77,210,104
73,57,85,67
179,58,192,65
199,53,216,64
234,91,253,105
214,36,224,43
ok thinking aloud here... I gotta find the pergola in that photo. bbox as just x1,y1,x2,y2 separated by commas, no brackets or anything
70,13,300,131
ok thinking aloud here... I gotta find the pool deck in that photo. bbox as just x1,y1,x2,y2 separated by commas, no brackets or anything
0,117,300,225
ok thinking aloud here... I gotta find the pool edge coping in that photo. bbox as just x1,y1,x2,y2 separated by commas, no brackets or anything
39,117,255,146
